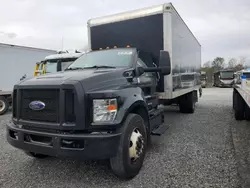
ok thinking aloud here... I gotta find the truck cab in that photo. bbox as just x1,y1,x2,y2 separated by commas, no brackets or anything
34,51,84,76
214,70,235,87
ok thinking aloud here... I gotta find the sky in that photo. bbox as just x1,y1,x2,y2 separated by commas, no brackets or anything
0,0,249,65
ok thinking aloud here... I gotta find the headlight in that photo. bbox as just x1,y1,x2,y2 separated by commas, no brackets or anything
93,98,117,122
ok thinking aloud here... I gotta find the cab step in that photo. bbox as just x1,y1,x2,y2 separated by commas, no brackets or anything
149,108,169,136
151,123,169,136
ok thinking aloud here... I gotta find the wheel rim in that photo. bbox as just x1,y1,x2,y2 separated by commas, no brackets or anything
129,128,144,164
0,100,5,112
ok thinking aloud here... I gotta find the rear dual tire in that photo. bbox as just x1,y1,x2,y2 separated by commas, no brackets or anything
179,92,195,113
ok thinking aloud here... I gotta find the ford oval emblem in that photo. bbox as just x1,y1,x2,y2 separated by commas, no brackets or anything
29,101,45,111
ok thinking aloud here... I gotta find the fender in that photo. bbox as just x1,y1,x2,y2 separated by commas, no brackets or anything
115,87,149,125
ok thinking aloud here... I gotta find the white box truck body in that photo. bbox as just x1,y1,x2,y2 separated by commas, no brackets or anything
87,3,201,101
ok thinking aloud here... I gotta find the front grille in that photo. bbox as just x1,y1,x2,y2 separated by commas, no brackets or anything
20,89,60,123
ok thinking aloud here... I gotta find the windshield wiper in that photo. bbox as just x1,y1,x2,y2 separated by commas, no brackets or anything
83,65,116,69
65,67,85,71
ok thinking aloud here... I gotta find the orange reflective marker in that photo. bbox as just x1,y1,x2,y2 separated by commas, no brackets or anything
107,105,117,111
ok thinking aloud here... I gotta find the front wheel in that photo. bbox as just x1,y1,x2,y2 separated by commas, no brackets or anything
110,113,147,179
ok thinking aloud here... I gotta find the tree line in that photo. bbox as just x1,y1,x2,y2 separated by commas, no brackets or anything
202,57,248,72
201,57,249,83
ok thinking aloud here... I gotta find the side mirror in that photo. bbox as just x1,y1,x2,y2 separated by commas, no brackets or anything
159,50,171,75
142,50,171,75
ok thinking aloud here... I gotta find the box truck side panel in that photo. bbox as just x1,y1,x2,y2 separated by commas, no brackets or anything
170,8,201,98
0,45,55,90
90,14,164,65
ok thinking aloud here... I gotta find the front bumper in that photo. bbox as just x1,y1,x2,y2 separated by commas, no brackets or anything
219,83,234,88
6,122,121,160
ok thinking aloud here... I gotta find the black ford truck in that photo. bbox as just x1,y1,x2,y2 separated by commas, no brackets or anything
7,3,201,179
7,47,170,179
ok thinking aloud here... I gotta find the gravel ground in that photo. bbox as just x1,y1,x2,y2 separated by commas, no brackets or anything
0,88,248,188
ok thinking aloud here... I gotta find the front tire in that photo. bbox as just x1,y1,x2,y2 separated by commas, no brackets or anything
110,113,147,179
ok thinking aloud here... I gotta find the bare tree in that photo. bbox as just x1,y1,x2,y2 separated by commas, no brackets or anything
212,57,225,71
228,58,237,68
203,61,211,68
238,56,246,66
245,58,250,67
234,64,244,71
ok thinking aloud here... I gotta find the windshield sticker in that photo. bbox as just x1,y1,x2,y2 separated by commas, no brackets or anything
117,51,132,55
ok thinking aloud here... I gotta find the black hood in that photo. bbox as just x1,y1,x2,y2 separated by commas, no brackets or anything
17,67,131,92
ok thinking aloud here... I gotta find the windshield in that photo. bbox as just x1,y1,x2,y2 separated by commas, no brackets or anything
67,49,134,69
220,71,234,79
45,60,76,73
181,74,195,81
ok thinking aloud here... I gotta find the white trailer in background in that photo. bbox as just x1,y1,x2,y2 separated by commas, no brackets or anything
0,43,56,115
